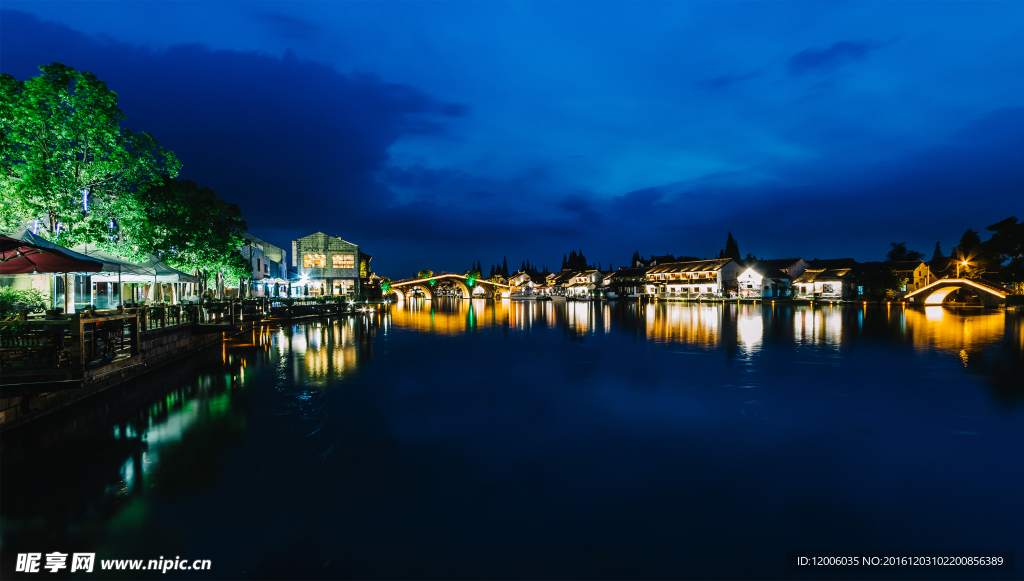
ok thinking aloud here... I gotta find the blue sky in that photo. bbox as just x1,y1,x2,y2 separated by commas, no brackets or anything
2,2,1022,276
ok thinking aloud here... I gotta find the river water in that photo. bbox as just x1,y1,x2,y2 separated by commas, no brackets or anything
2,299,1022,579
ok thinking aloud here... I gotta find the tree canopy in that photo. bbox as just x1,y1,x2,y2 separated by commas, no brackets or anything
886,242,924,262
1,63,180,244
983,216,1024,288
1,64,248,292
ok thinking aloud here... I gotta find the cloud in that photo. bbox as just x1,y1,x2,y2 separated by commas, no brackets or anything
787,40,884,76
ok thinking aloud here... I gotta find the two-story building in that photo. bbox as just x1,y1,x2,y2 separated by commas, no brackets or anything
602,267,651,299
240,234,287,297
645,258,743,299
291,232,371,299
566,270,606,298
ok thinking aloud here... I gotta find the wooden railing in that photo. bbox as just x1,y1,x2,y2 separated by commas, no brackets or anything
0,311,140,371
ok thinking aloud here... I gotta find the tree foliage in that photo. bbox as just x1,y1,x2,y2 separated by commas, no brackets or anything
886,242,924,262
984,216,1024,288
721,232,740,261
0,63,180,245
417,269,434,279
129,178,249,287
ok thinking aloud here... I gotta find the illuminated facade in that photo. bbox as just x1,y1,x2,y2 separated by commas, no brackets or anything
291,232,371,298
645,258,743,299
792,268,855,300
736,258,807,298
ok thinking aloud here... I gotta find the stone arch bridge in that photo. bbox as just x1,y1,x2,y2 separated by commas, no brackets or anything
389,274,510,300
904,278,1008,307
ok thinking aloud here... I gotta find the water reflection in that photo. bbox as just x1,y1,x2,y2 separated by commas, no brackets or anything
1,301,1021,580
0,317,379,575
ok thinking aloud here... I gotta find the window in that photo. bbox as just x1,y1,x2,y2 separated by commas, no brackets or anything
857,286,863,295
822,283,834,294
333,254,355,269
332,280,346,295
303,254,326,268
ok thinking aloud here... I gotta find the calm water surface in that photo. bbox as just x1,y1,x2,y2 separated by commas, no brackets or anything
2,299,1022,579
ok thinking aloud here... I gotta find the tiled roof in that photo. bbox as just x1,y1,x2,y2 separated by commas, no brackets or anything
793,268,852,283
647,258,733,275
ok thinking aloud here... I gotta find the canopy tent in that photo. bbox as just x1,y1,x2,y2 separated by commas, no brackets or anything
0,235,103,274
138,255,201,304
70,244,158,282
138,255,200,283
13,230,122,273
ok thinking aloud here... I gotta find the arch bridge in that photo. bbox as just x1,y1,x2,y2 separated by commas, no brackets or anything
904,278,1008,307
389,274,510,301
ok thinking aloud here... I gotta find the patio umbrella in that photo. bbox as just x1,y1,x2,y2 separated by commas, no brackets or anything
0,235,103,274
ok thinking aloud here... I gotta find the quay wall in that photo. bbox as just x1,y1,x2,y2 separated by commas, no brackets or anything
0,324,250,432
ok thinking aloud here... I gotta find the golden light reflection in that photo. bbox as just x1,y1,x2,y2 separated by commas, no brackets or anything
793,305,843,347
902,307,1008,356
389,297,511,335
736,306,763,354
646,303,720,346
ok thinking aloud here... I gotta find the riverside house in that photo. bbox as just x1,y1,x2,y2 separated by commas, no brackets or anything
292,232,371,299
645,258,743,299
566,270,605,298
792,268,856,300
855,260,934,297
603,267,651,299
737,258,809,298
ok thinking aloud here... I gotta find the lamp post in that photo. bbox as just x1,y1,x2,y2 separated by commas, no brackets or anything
957,260,968,278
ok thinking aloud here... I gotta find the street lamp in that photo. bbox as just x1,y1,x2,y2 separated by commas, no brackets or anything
957,260,968,278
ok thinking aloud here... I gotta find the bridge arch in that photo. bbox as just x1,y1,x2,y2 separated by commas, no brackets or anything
391,273,509,301
905,279,1007,307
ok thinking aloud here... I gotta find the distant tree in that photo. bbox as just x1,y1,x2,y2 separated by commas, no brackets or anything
744,253,758,261
951,229,989,278
489,265,495,277
930,242,945,264
983,216,1024,290
631,251,640,267
886,242,925,262
723,233,741,261
502,257,509,278
608,262,613,271
417,269,434,279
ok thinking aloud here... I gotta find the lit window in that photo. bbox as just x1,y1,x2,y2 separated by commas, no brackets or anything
333,254,355,268
303,254,326,268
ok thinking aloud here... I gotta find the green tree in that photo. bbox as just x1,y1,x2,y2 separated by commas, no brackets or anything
417,269,434,279
121,178,248,291
0,63,179,244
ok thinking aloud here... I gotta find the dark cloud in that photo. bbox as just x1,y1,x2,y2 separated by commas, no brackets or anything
253,11,323,41
0,10,469,273
787,40,884,76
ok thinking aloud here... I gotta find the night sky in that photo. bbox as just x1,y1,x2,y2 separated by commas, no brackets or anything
2,2,1022,277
